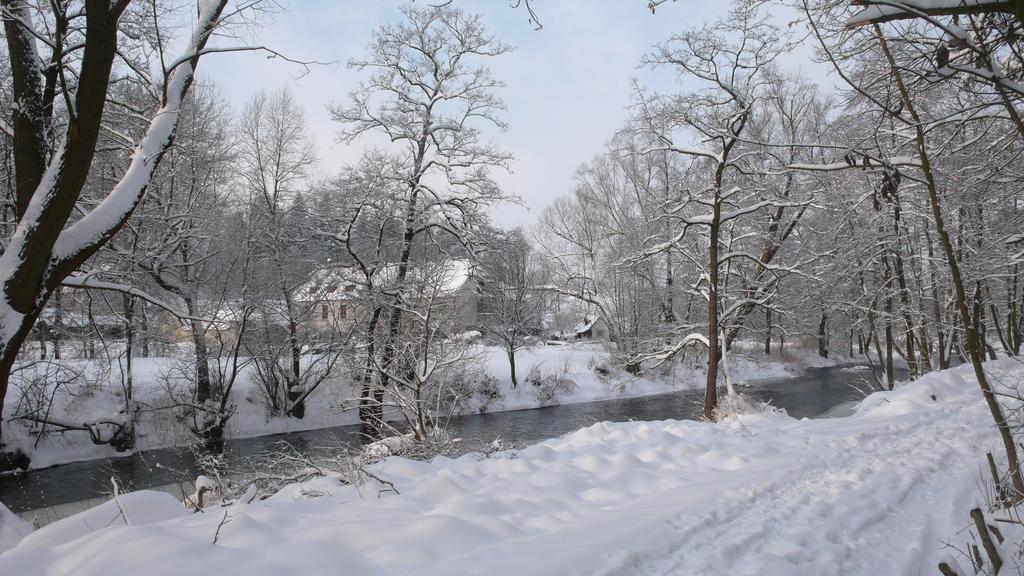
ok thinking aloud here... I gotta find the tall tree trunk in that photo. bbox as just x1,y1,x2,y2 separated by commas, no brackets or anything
892,248,920,376
988,284,1015,356
1010,264,1021,355
284,294,304,419
37,321,47,360
121,295,135,450
184,296,212,404
360,306,384,441
508,348,519,388
52,288,62,360
764,307,773,355
818,312,829,358
139,301,150,357
884,295,895,389
924,227,949,369
704,197,721,420
975,283,999,361
374,137,428,438
661,253,676,323
702,114,747,420
661,154,677,324
123,294,134,397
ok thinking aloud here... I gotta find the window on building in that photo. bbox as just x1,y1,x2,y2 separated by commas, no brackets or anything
322,304,329,320
339,304,348,319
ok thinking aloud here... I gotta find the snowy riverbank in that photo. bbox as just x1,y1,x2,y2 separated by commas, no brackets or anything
2,342,843,470
2,357,1019,573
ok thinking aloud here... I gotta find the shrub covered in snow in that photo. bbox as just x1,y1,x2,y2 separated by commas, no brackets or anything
712,393,784,421
526,362,579,407
362,429,461,463
471,375,503,413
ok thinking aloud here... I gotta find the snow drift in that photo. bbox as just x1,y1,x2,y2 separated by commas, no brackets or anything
2,358,1015,575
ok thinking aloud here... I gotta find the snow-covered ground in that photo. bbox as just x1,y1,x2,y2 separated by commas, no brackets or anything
2,357,1019,574
2,342,838,470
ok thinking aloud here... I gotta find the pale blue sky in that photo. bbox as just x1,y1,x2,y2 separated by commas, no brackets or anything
200,1,831,225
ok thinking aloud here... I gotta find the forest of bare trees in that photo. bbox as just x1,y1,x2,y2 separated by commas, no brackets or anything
4,1,1024,573
0,0,1021,497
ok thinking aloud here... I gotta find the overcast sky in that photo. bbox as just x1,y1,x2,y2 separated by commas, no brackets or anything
201,1,830,227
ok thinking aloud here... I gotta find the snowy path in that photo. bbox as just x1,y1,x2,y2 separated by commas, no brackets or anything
0,361,1015,575
611,404,981,575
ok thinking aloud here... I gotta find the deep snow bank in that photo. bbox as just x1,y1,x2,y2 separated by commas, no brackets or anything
0,503,30,554
1,358,1018,575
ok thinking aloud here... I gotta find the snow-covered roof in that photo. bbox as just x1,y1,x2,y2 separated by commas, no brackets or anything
209,301,291,329
293,267,362,303
373,259,475,296
295,260,475,302
426,259,475,295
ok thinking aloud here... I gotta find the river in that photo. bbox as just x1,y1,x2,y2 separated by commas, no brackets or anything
0,365,886,518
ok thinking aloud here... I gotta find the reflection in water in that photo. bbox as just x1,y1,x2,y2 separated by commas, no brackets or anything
1,365,890,514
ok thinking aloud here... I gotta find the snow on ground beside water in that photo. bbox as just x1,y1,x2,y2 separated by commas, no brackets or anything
0,502,30,554
3,342,833,469
2,359,1019,575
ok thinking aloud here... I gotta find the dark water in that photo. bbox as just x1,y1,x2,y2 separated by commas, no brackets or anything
0,365,888,514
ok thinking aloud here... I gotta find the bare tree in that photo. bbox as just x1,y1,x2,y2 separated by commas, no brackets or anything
128,83,236,425
238,88,318,419
330,2,511,439
477,228,543,388
636,1,802,419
